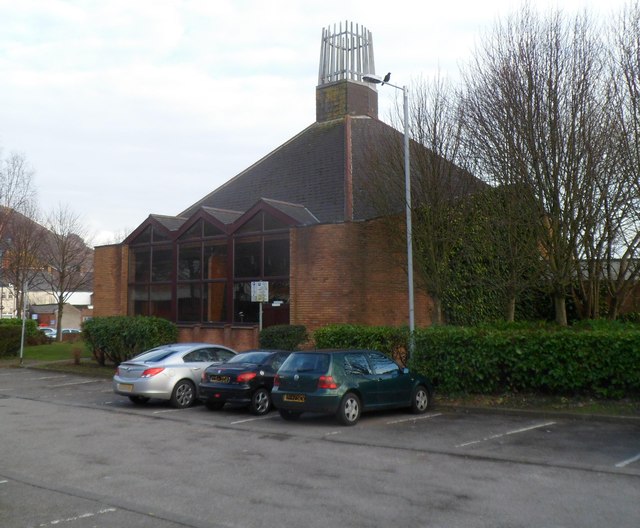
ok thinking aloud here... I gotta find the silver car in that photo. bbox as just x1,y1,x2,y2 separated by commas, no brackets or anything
113,343,236,408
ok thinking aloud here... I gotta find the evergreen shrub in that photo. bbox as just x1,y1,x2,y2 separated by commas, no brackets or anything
259,325,308,350
0,325,22,358
82,316,178,365
411,322,640,398
314,324,409,364
314,321,640,398
0,319,42,354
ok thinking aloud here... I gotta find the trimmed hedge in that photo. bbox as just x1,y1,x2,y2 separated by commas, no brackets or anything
314,324,409,364
413,325,640,398
259,325,308,350
313,323,640,398
82,316,178,365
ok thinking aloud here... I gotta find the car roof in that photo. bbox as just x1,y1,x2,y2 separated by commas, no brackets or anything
158,342,231,348
288,349,377,354
238,349,289,354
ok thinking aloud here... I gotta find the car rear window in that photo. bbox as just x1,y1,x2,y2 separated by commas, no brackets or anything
279,353,330,373
130,348,177,363
226,352,271,364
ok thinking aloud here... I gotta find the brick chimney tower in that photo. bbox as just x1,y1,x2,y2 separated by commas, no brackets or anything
316,21,379,122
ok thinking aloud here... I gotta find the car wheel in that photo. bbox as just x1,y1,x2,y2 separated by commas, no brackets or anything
205,400,225,411
411,385,431,414
279,409,302,421
128,395,150,405
250,387,271,415
336,392,361,426
170,380,196,409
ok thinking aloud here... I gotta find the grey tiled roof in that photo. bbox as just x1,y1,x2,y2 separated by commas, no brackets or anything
201,207,243,225
176,107,481,226
260,198,320,225
149,214,187,232
179,120,348,223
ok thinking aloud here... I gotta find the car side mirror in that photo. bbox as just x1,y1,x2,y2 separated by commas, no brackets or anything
403,368,410,375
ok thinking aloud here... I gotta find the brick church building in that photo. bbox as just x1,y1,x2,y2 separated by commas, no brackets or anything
93,22,433,349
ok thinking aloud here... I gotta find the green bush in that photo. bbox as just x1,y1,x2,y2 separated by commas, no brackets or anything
313,321,640,398
618,312,640,324
0,325,22,358
0,319,43,356
411,323,640,398
82,316,178,365
314,324,409,364
259,325,308,350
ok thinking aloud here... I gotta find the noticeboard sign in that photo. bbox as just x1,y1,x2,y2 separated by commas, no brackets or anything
251,281,269,303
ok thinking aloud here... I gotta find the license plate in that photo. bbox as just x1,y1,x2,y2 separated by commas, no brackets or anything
284,394,305,403
117,383,134,393
210,375,230,383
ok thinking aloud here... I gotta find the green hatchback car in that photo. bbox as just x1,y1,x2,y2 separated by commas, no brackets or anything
271,349,433,425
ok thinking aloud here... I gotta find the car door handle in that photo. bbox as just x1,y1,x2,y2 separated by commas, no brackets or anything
192,367,202,371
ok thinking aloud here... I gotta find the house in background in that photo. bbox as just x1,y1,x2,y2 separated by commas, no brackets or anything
0,209,94,325
93,22,446,350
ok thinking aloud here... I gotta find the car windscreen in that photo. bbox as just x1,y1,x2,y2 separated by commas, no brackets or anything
279,353,330,373
226,352,271,364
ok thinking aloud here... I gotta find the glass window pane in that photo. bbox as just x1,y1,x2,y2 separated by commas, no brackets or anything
264,238,289,277
264,214,289,231
205,281,227,322
204,243,227,279
216,349,236,362
233,281,258,323
177,283,201,322
268,280,289,303
368,353,400,375
178,243,201,280
128,284,148,315
152,227,171,242
129,247,150,283
204,221,224,237
234,239,261,278
149,284,172,319
344,354,371,375
236,213,262,234
151,247,173,282
179,219,202,240
131,226,151,244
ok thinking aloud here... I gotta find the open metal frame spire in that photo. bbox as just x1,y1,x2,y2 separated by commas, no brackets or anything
318,21,375,85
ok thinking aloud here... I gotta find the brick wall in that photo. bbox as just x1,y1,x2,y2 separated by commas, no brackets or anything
178,325,259,352
94,220,432,347
290,218,432,333
93,244,128,317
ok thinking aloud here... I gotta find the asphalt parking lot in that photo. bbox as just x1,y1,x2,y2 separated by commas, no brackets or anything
1,367,639,527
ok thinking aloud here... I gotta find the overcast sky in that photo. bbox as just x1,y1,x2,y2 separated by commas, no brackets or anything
0,0,628,245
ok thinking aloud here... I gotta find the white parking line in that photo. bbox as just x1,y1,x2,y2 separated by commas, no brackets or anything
152,409,183,414
47,380,101,388
456,421,557,448
230,415,274,424
387,413,442,424
615,453,640,468
38,507,117,526
0,480,8,484
29,376,67,381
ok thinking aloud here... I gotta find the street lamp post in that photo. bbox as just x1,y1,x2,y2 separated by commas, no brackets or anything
362,73,415,358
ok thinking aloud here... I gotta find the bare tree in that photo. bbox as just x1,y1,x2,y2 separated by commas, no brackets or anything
0,150,36,241
599,0,640,319
41,205,93,339
1,202,46,317
364,74,480,324
461,6,609,325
